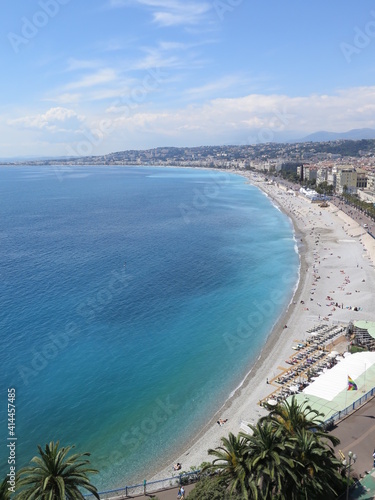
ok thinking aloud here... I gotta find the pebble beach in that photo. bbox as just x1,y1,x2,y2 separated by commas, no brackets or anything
152,171,375,480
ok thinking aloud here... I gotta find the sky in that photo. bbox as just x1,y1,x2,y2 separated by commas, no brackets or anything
1,0,375,157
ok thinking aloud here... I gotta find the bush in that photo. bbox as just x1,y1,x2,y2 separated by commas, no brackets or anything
186,475,242,499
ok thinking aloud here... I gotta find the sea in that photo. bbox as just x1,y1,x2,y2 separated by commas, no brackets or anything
0,165,299,491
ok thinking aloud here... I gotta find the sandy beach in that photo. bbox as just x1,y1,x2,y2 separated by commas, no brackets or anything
152,171,375,481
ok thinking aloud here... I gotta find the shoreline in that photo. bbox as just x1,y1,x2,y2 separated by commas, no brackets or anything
149,169,375,483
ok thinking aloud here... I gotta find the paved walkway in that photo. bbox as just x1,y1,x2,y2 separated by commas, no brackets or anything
122,483,196,499
349,471,375,499
331,397,375,499
332,396,375,477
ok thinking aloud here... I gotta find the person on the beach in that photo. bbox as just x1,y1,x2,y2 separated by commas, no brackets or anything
217,418,228,426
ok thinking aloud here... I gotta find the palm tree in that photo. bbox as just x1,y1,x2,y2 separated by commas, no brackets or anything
243,421,297,499
286,429,343,500
266,396,340,453
263,396,324,436
0,476,12,499
205,432,254,499
16,441,100,499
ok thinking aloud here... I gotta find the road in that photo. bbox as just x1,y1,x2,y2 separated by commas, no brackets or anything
332,397,375,477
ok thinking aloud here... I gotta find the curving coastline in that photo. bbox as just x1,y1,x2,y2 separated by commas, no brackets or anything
150,169,375,482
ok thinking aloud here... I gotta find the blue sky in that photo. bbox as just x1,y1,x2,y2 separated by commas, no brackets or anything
1,0,375,157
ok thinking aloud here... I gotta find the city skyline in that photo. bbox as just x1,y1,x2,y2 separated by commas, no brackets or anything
1,0,375,157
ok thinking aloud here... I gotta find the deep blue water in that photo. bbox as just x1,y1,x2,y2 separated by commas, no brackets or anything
0,165,299,490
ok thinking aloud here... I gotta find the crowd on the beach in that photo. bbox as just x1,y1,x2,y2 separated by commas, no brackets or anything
272,187,370,318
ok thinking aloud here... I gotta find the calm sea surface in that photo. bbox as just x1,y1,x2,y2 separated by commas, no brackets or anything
0,165,299,490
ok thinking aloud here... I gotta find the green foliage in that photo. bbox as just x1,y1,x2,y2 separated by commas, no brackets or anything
199,461,211,469
316,181,334,195
186,475,242,499
342,193,375,221
350,345,368,353
203,396,346,500
306,139,375,157
206,433,252,498
15,441,100,499
0,476,13,500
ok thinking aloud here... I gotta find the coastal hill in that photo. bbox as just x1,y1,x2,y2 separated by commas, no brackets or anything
3,138,375,168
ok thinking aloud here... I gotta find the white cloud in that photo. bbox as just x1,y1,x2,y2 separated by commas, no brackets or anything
9,107,85,133
9,86,375,155
133,51,180,70
65,58,103,72
103,86,375,143
64,69,118,90
45,93,82,104
132,39,207,71
185,76,248,98
108,0,211,26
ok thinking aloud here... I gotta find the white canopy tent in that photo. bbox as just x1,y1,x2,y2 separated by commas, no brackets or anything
303,352,375,401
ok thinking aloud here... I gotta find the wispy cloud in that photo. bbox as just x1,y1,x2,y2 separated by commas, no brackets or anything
45,93,82,105
185,76,249,98
132,39,207,71
65,58,103,72
108,0,212,26
64,69,118,90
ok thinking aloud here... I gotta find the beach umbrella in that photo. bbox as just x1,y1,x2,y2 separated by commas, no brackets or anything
267,399,278,406
328,351,339,358
289,385,299,393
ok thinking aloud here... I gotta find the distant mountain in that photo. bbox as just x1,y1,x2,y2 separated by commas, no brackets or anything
296,128,375,143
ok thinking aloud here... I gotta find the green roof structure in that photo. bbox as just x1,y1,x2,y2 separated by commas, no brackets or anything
354,321,375,339
288,352,375,421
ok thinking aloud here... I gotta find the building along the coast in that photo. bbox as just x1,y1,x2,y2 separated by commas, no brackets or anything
335,166,358,194
356,169,367,189
365,171,375,195
316,166,328,184
302,165,318,183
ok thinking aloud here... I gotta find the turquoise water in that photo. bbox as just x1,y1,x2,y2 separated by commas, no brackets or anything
0,166,299,490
